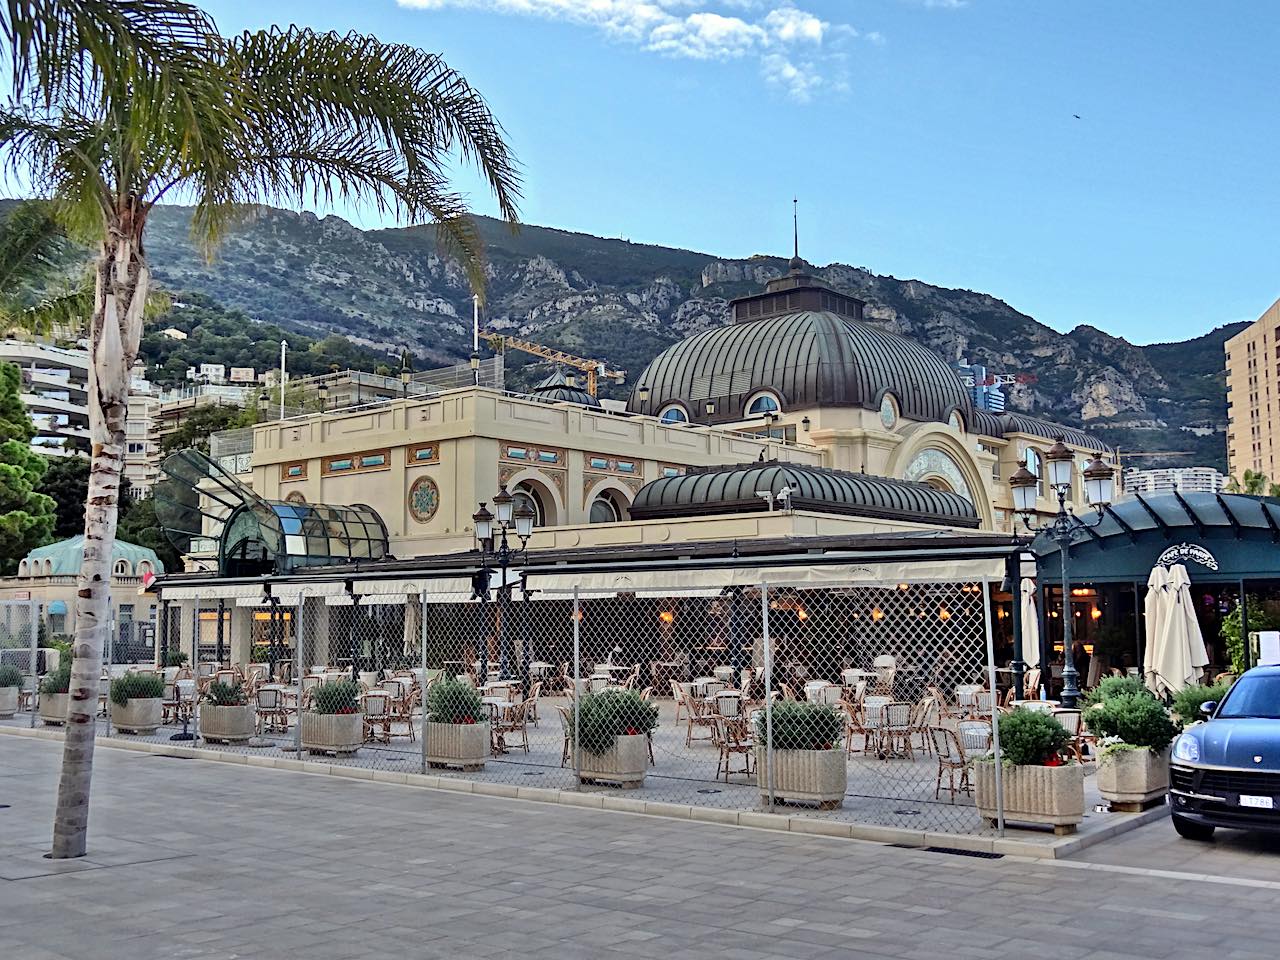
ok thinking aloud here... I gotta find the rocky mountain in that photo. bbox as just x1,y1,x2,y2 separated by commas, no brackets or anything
81,205,1248,470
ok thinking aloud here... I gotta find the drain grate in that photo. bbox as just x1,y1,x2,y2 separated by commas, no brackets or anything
696,788,723,795
892,809,922,816
0,804,10,809
924,846,1003,859
521,771,544,777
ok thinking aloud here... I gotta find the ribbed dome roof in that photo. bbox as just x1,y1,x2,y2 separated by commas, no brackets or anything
531,370,600,408
24,535,164,575
629,462,979,528
626,310,972,425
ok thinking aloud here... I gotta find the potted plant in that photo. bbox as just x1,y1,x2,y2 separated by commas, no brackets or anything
1082,674,1147,708
301,679,363,756
0,664,22,718
1089,692,1180,811
1171,682,1227,728
568,689,658,788
199,680,254,743
425,679,488,770
753,701,847,809
975,710,1084,835
38,660,71,725
109,673,166,735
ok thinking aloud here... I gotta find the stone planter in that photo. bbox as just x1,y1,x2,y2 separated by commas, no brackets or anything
1096,745,1170,811
39,691,68,725
199,703,255,743
425,720,489,771
301,712,363,756
0,685,18,719
975,761,1085,835
110,697,163,735
755,747,848,809
577,733,648,788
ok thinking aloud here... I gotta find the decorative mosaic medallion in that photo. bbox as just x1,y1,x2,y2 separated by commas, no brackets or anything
408,476,440,523
879,393,898,430
284,490,306,505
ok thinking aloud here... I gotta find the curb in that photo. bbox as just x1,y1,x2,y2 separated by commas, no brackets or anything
1,724,1164,858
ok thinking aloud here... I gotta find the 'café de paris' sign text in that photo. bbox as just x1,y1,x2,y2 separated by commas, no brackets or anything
1156,542,1219,571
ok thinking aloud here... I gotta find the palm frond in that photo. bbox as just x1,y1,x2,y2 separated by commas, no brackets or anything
0,198,64,290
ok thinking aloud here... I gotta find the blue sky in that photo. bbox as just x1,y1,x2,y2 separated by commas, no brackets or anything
199,1,1280,345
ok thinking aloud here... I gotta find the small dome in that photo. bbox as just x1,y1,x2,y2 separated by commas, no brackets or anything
531,370,601,408
23,535,164,577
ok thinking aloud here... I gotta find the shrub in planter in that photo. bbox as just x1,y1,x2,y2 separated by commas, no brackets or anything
163,650,189,668
1082,675,1149,708
38,660,71,725
976,710,1083,834
1171,682,1227,728
753,701,847,808
1088,693,1180,809
568,690,658,787
200,679,254,743
109,673,165,734
0,663,22,718
301,679,363,755
425,679,488,770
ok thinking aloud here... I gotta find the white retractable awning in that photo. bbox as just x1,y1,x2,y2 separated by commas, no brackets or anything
525,558,1005,596
163,579,347,601
353,576,473,598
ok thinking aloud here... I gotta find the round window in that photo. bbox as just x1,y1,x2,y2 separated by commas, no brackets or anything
879,394,898,429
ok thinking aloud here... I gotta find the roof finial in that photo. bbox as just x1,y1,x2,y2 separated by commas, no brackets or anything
792,196,799,260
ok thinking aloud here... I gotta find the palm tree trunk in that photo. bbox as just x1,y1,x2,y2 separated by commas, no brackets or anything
50,212,149,859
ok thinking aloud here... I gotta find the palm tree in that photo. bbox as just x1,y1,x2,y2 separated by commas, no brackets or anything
1242,469,1268,496
1,3,519,859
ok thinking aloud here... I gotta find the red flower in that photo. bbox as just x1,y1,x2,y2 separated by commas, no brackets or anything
625,727,639,736
1043,754,1062,767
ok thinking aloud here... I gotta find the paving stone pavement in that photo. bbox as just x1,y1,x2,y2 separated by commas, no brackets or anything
2,736,1278,960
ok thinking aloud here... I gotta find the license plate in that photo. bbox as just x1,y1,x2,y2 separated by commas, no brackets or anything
1240,795,1274,809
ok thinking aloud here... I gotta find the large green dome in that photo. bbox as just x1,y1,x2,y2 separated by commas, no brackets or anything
22,535,163,576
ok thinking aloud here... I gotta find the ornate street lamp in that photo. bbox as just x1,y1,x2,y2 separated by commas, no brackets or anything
473,488,534,684
1009,438,1115,708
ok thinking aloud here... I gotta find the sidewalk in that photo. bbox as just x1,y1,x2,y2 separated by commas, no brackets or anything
1,735,1275,960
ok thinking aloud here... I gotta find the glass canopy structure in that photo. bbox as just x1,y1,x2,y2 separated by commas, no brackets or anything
155,450,389,577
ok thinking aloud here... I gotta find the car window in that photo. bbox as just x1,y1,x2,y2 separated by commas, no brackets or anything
1216,674,1280,720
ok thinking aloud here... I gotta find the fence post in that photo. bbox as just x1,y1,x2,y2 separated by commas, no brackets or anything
981,578,1005,836
104,607,114,737
294,592,305,759
28,599,38,728
572,587,581,786
761,582,774,813
420,590,429,775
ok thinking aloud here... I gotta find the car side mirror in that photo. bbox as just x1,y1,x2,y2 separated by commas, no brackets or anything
1199,701,1217,718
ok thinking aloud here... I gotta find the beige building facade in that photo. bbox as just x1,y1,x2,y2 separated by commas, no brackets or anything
1225,297,1280,481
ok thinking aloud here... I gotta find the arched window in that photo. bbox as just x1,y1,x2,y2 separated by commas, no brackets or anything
113,559,131,576
658,403,688,425
512,485,546,527
43,559,53,576
1025,448,1045,497
746,391,781,417
18,560,28,577
589,492,624,524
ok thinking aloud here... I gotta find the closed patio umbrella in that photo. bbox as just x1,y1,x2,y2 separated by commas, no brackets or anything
1142,565,1169,693
1165,563,1209,690
1019,578,1040,669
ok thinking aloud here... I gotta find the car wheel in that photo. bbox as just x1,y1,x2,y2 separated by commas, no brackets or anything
1172,814,1215,841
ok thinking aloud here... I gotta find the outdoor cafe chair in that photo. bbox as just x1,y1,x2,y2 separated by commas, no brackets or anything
910,696,938,756
974,690,994,717
556,704,572,767
589,675,610,693
929,726,971,800
161,681,180,724
670,680,689,723
255,687,289,734
880,701,915,760
495,700,530,754
956,718,993,756
712,665,736,684
955,684,983,715
712,707,754,782
524,680,543,728
861,696,891,755
779,682,797,701
1051,708,1089,762
362,690,393,744
872,654,896,696
685,690,718,747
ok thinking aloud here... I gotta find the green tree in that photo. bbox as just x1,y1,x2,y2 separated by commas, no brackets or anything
1242,469,1268,495
116,493,180,572
41,454,88,538
0,363,55,572
0,1,518,859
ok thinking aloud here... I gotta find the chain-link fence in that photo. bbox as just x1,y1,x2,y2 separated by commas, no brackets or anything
2,573,1011,835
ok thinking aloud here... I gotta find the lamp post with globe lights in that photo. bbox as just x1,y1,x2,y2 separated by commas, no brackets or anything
472,486,535,684
1008,437,1115,708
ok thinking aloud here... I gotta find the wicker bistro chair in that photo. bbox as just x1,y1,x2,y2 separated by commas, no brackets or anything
685,690,719,747
521,681,543,728
361,690,393,744
956,718,993,756
556,704,572,767
254,686,289,734
494,700,531,754
670,680,689,723
909,696,938,756
161,680,180,724
1051,708,1089,762
859,696,891,756
872,654,897,697
711,694,754,782
955,684,983,716
929,726,972,800
880,701,915,760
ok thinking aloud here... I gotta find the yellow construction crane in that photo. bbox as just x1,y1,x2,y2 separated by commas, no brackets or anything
481,331,625,396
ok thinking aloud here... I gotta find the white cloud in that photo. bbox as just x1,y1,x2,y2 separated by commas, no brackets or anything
398,0,876,100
